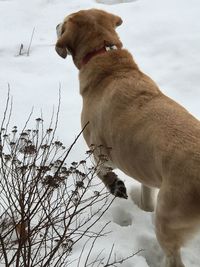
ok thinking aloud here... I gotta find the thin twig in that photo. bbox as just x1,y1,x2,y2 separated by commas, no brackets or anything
27,27,35,56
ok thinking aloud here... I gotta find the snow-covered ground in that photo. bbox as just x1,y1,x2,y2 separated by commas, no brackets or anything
1,0,200,266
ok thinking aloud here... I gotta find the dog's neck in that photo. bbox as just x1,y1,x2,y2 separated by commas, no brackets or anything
79,49,140,96
80,45,119,68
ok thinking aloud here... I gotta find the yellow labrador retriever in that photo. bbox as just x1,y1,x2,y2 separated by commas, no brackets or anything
55,9,200,267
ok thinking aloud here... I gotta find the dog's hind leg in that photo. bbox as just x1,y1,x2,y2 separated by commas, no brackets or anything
97,165,128,199
155,186,200,267
155,213,186,267
141,184,157,211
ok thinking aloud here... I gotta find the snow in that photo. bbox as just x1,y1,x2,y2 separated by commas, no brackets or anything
96,0,136,4
0,0,200,266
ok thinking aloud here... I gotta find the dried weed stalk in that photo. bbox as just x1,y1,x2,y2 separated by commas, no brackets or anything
0,91,139,266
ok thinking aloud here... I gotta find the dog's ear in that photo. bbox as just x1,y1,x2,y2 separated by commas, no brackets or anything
114,15,123,27
55,45,68,59
108,13,122,28
97,9,123,28
55,18,75,59
55,31,70,59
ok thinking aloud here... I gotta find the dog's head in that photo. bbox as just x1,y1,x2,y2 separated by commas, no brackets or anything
55,9,123,69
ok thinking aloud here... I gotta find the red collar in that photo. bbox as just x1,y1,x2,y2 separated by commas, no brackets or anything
81,45,118,68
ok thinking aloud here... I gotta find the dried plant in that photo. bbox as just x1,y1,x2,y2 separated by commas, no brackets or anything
16,27,35,57
0,90,140,266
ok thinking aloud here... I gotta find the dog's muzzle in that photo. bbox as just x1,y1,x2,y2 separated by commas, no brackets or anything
56,23,62,38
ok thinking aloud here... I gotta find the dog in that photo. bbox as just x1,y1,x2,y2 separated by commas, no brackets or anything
55,9,200,267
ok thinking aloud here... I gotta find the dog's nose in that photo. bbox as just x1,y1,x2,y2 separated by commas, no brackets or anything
56,23,62,38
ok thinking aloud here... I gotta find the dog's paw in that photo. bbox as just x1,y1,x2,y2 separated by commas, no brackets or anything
163,256,185,267
109,179,128,199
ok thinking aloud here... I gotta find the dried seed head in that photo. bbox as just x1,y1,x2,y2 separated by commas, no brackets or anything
94,191,100,197
79,160,86,165
86,149,93,155
41,144,50,150
20,145,36,155
4,154,11,161
71,161,78,167
38,165,51,172
36,118,43,122
76,181,84,188
46,128,53,134
42,174,64,188
10,142,16,147
54,141,63,147
20,132,28,137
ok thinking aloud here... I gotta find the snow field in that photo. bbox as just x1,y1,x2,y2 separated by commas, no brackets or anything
0,0,200,266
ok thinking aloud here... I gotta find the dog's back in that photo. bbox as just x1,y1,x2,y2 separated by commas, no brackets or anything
56,9,200,267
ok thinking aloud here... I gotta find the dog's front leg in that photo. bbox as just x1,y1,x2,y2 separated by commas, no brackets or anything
141,184,157,212
97,165,128,199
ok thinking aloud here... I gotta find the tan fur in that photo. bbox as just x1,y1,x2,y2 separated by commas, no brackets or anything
56,9,200,267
